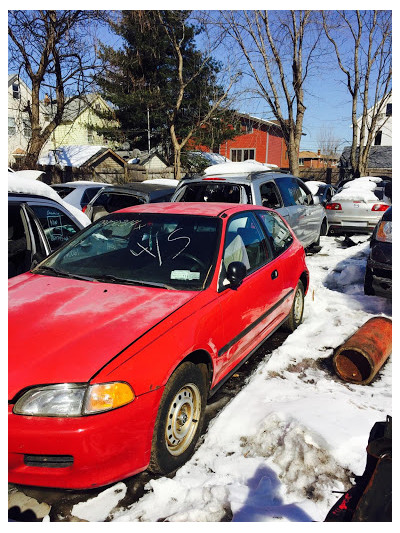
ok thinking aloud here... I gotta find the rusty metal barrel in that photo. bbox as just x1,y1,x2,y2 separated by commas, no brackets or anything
333,317,392,385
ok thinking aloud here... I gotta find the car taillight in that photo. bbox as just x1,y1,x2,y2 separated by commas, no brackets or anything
82,205,87,213
202,177,226,181
326,202,342,210
371,204,389,212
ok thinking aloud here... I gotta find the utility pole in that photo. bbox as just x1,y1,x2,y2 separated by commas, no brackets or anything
147,107,151,153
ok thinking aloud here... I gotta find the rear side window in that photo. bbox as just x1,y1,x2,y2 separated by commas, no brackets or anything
260,181,283,209
175,182,252,204
30,204,80,251
81,187,102,206
93,192,145,212
257,211,293,256
51,186,74,199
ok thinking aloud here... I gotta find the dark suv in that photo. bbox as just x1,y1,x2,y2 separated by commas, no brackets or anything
171,170,327,249
364,206,392,298
85,182,177,222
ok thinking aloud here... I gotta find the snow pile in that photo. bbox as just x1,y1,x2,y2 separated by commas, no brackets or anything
305,181,325,195
332,176,382,203
204,160,279,175
8,174,90,227
10,170,44,180
38,145,106,168
71,483,127,522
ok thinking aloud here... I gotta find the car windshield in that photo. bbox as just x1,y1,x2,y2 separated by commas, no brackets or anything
35,213,221,291
175,182,252,204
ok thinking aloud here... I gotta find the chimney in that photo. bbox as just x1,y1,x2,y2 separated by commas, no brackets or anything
317,149,321,156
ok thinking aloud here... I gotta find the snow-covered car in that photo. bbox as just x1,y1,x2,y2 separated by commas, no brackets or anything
326,177,390,235
364,206,392,297
85,181,177,222
171,161,327,250
304,181,335,206
8,202,309,489
8,175,90,278
51,181,111,212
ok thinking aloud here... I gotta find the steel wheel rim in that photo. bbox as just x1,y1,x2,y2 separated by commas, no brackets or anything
293,288,303,324
165,383,201,456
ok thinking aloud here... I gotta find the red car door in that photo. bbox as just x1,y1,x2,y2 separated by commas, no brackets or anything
215,211,288,380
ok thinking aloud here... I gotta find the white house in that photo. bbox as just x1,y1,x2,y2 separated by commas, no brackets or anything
356,95,392,147
8,74,36,165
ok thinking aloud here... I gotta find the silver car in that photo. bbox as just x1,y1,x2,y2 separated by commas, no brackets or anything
326,177,391,235
171,170,327,249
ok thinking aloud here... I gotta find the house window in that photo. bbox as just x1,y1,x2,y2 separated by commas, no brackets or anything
88,130,94,143
23,119,31,138
374,131,382,146
8,117,16,136
299,158,304,166
386,103,392,116
230,148,255,162
12,83,20,99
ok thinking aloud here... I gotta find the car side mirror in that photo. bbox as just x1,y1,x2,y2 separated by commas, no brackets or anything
226,261,247,289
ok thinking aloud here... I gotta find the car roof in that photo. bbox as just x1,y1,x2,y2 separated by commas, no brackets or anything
116,201,269,217
8,191,66,206
104,181,176,192
180,170,294,184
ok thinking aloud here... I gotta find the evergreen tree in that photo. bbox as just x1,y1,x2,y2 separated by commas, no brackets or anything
96,10,237,177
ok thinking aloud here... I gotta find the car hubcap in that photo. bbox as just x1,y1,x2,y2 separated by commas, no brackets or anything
294,288,303,324
165,383,201,456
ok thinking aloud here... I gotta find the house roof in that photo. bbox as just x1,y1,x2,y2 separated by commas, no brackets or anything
340,145,392,169
236,112,282,129
42,94,107,123
38,145,125,168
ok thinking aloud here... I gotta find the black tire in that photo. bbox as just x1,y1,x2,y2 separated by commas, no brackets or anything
149,362,208,475
364,266,375,296
284,280,305,332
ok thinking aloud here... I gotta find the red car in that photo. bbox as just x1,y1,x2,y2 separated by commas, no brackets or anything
9,203,309,489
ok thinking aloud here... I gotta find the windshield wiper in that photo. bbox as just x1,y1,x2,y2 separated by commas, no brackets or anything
34,265,96,282
93,274,176,290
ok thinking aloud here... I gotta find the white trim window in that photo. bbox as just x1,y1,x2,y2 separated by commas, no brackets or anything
230,148,255,162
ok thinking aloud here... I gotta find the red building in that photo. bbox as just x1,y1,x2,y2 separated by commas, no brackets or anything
218,113,289,168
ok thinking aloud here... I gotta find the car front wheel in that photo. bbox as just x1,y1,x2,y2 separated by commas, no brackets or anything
284,280,304,332
149,362,208,475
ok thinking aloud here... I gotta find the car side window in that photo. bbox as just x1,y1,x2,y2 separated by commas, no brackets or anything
257,211,293,256
260,181,282,209
81,187,102,207
30,204,80,251
274,177,297,206
223,212,270,275
296,179,314,205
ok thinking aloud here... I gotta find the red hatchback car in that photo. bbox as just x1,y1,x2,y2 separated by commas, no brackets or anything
9,202,309,489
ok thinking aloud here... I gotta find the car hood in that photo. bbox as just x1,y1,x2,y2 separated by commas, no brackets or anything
8,273,196,400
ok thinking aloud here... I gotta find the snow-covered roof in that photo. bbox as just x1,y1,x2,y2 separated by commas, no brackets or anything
188,151,230,166
10,170,44,180
204,159,279,175
332,176,383,203
38,145,107,168
305,181,326,194
8,174,90,227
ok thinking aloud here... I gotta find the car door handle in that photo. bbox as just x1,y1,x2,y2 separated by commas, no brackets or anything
271,269,279,280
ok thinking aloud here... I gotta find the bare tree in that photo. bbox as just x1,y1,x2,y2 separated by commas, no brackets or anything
322,10,392,178
8,10,106,168
317,125,341,167
211,10,323,176
157,11,239,180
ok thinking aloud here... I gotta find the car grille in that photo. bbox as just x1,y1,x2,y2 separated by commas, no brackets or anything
24,454,74,468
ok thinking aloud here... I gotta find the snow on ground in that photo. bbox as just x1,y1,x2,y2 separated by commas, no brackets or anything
8,174,90,227
64,235,391,523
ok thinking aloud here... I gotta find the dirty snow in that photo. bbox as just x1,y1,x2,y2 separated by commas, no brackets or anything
8,174,90,227
204,160,279,175
54,234,391,523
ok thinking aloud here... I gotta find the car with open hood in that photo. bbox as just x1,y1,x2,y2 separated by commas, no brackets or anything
9,202,308,489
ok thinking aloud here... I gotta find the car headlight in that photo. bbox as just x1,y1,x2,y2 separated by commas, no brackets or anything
13,382,135,417
376,220,392,243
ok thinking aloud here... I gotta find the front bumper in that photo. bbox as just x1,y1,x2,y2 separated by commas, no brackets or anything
367,257,392,296
8,387,163,489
